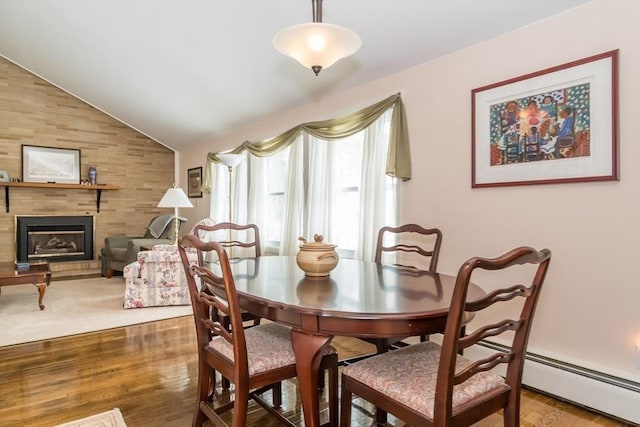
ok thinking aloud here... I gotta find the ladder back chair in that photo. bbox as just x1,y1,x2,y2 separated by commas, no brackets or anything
340,246,551,427
375,223,443,272
178,234,338,427
368,224,444,354
192,221,262,328
194,222,261,259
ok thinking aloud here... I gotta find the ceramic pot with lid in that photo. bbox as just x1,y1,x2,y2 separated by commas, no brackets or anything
296,234,339,277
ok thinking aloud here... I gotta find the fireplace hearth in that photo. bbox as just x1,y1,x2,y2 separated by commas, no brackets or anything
15,215,94,263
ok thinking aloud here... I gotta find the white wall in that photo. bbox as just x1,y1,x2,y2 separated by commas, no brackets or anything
181,0,640,403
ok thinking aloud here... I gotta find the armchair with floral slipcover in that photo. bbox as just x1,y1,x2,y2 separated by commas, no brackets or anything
122,218,215,309
102,214,187,278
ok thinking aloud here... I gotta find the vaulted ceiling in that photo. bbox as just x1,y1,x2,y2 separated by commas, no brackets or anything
0,0,592,150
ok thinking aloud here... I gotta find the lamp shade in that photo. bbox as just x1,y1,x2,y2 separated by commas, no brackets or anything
273,22,361,75
157,187,193,208
218,153,244,167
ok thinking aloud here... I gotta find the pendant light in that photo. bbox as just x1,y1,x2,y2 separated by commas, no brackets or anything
273,0,361,76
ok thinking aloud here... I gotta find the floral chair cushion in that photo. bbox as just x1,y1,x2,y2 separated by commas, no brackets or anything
341,341,506,420
208,322,297,376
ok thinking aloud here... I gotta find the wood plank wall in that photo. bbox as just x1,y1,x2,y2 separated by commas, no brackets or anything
0,57,177,276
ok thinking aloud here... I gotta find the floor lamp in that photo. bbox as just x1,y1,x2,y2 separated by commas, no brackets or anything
218,153,244,223
157,184,193,245
218,153,244,257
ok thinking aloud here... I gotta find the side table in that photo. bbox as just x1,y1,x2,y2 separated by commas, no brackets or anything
0,262,52,310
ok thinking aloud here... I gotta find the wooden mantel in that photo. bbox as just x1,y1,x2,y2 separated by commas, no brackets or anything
0,182,120,213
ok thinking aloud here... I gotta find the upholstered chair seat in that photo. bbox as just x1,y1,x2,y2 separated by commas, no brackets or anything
210,322,298,376
342,341,507,419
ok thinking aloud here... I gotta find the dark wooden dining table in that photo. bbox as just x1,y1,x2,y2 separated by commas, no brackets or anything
207,255,485,427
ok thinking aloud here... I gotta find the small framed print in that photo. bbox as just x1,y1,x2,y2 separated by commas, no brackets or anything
0,170,9,182
188,167,203,198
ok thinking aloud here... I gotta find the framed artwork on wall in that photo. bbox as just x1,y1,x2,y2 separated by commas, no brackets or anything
188,166,203,198
22,145,81,184
471,50,618,188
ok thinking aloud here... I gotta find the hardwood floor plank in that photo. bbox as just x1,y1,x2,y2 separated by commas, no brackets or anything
0,316,632,426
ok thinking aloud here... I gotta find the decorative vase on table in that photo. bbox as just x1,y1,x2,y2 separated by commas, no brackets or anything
296,234,339,277
88,166,97,184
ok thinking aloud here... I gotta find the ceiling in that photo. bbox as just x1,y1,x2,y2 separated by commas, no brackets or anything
0,0,592,151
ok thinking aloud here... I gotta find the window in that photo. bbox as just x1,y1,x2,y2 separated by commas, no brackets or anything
211,111,397,261
309,132,364,254
264,148,289,247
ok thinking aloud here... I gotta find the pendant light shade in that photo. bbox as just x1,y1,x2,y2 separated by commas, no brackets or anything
273,0,361,76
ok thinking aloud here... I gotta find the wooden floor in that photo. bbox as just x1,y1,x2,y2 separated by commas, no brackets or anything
0,316,631,427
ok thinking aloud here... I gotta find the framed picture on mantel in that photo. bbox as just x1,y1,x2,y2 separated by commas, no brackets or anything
22,145,81,184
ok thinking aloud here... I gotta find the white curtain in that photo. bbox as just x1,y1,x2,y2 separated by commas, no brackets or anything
247,154,268,254
304,112,395,260
233,154,248,225
305,136,336,243
281,137,304,255
210,113,396,260
208,162,226,223
358,110,397,261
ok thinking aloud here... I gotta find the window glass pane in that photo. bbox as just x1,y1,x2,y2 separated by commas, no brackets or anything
330,133,363,251
334,133,363,188
266,149,288,193
334,190,359,250
264,148,289,244
265,194,284,243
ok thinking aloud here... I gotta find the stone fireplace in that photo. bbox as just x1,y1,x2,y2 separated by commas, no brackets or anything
15,215,94,263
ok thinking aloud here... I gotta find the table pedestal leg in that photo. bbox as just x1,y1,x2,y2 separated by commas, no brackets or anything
33,282,46,310
291,329,332,427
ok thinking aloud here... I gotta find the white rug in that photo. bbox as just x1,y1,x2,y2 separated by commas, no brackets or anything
55,408,127,427
0,276,192,347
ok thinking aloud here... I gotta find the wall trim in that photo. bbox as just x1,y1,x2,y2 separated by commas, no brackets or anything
467,341,640,425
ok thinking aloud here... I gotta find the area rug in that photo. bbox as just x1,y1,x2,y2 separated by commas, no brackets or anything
55,408,127,427
0,276,191,347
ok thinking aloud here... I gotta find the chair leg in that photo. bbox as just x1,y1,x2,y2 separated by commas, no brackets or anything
272,381,282,408
105,268,113,278
232,384,250,427
318,369,325,390
193,408,207,427
207,369,218,401
373,340,389,425
222,376,231,389
375,338,390,354
327,356,338,427
376,407,388,426
339,375,352,427
194,361,211,427
504,390,521,427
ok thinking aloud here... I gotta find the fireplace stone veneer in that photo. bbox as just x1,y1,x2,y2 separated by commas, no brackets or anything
15,215,95,263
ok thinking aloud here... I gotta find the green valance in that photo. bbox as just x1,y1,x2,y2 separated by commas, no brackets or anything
202,93,411,193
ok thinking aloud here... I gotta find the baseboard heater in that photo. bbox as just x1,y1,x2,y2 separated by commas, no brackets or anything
469,340,640,425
